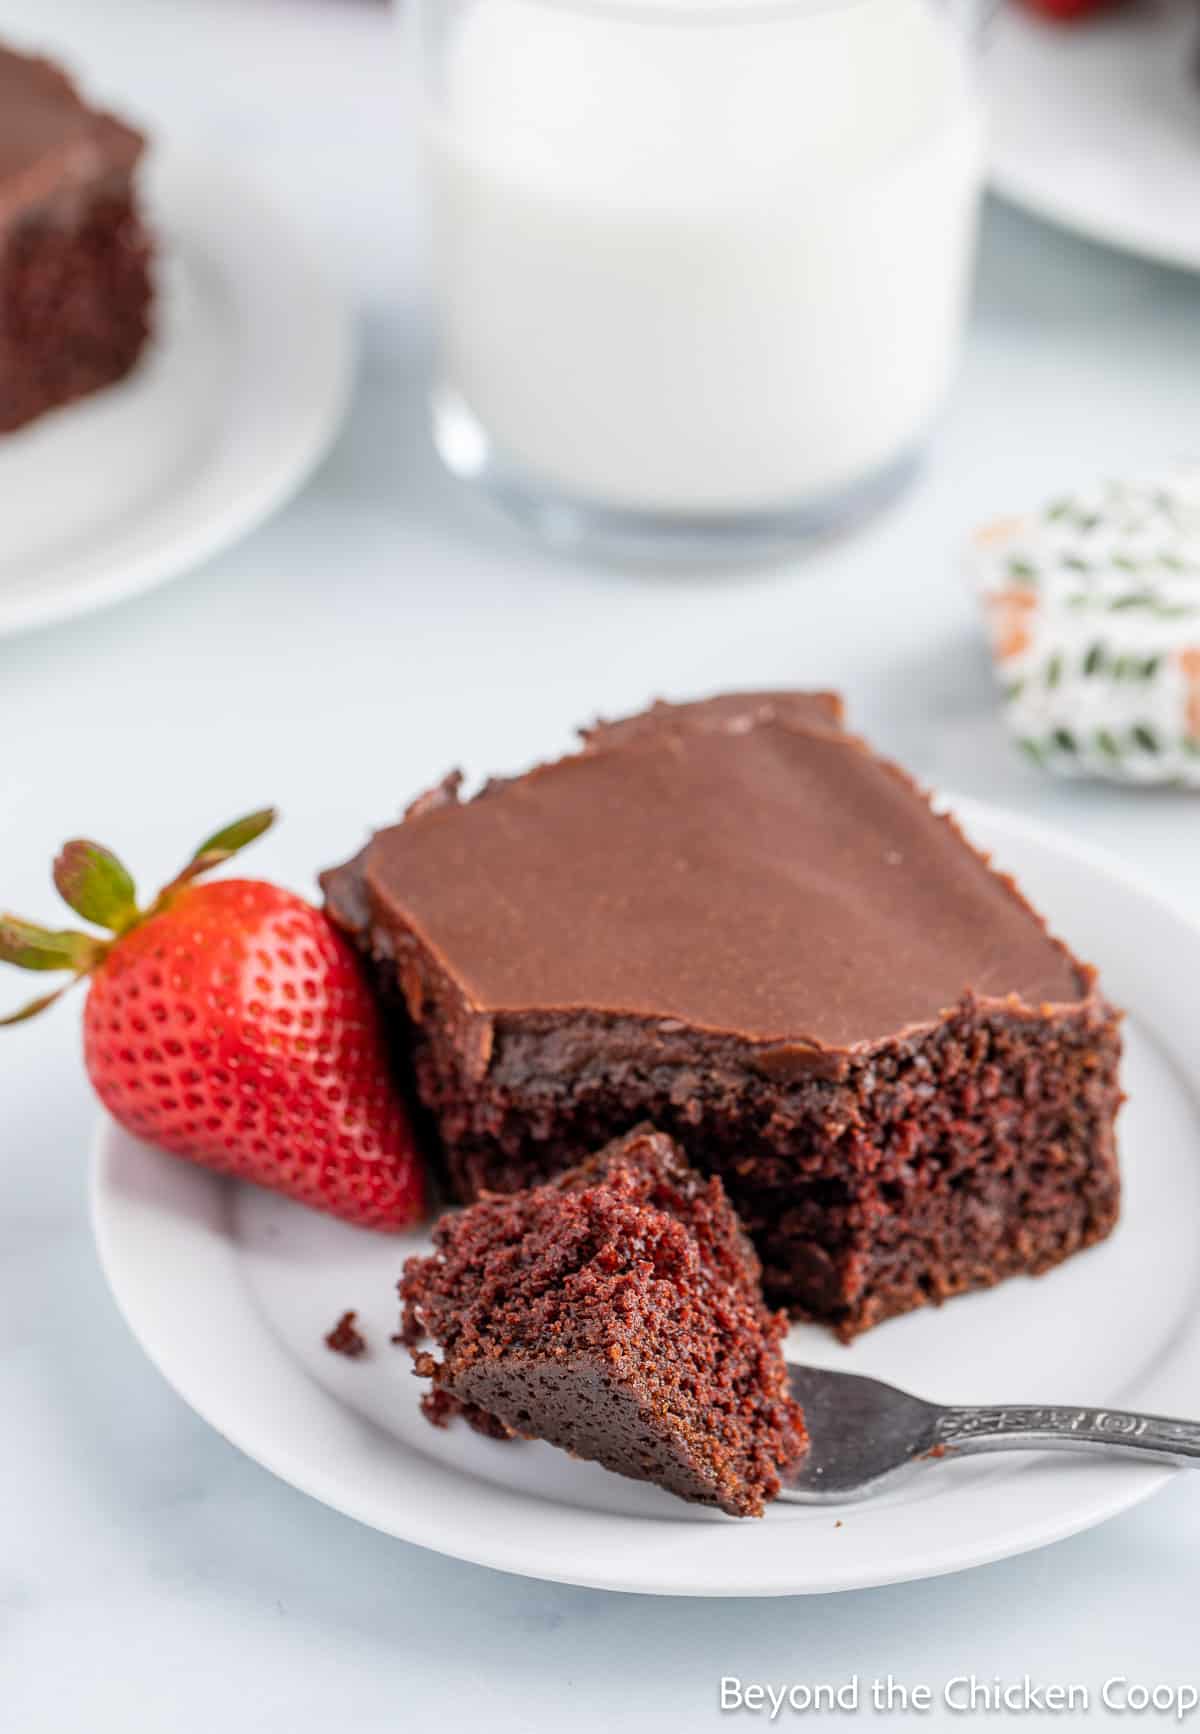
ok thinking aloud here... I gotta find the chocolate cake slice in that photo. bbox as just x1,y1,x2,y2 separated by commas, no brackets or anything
400,1126,808,1518
0,44,152,433
324,692,1123,1339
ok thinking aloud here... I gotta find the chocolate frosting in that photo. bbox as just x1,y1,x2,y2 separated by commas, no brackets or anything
581,689,843,748
0,46,144,225
336,713,1089,1052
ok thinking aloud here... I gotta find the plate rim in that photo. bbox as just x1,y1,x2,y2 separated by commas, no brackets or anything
985,3,1200,275
989,162,1200,279
90,796,1200,1596
0,148,353,641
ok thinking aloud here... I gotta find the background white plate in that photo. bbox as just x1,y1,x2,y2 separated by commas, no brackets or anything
0,150,351,640
987,0,1200,272
91,800,1200,1597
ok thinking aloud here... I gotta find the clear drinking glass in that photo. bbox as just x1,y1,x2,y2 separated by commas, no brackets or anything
412,0,985,561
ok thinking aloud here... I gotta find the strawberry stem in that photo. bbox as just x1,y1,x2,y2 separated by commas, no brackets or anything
1,806,278,1027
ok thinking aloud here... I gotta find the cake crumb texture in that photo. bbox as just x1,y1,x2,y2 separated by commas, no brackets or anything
0,44,153,433
324,1310,367,1359
401,1127,808,1517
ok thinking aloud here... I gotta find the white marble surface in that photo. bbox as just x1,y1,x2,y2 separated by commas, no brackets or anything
2,0,1199,1725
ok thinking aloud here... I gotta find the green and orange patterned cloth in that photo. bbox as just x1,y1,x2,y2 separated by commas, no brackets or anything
973,467,1200,786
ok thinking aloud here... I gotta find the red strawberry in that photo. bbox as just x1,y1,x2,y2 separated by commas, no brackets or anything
1017,0,1114,20
1,810,424,1228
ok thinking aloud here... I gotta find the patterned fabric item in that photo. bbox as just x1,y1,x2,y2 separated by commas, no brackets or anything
972,467,1200,786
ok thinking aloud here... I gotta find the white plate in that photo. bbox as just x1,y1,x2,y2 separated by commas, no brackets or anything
0,150,351,640
986,0,1200,272
91,799,1200,1597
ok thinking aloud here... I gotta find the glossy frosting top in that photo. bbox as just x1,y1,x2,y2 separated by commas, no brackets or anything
581,689,843,748
351,714,1089,1050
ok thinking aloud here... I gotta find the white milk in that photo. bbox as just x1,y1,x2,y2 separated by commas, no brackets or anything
425,0,984,517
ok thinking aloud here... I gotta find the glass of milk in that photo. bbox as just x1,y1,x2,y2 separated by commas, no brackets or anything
413,0,985,559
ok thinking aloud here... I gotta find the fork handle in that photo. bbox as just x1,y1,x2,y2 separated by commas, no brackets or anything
932,1404,1200,1468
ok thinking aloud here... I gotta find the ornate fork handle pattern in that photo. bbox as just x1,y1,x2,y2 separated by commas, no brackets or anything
932,1404,1200,1466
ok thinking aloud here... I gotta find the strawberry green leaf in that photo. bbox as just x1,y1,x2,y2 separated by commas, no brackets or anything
0,916,101,973
170,808,278,887
53,840,138,932
191,807,277,864
0,980,77,1026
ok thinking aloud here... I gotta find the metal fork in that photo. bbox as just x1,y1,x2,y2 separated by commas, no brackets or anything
778,1364,1200,1504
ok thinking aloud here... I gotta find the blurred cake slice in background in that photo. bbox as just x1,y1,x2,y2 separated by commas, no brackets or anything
0,43,152,434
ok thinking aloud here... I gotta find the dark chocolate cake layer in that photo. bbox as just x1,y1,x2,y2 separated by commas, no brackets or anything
0,45,152,433
400,1127,808,1517
325,693,1123,1338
